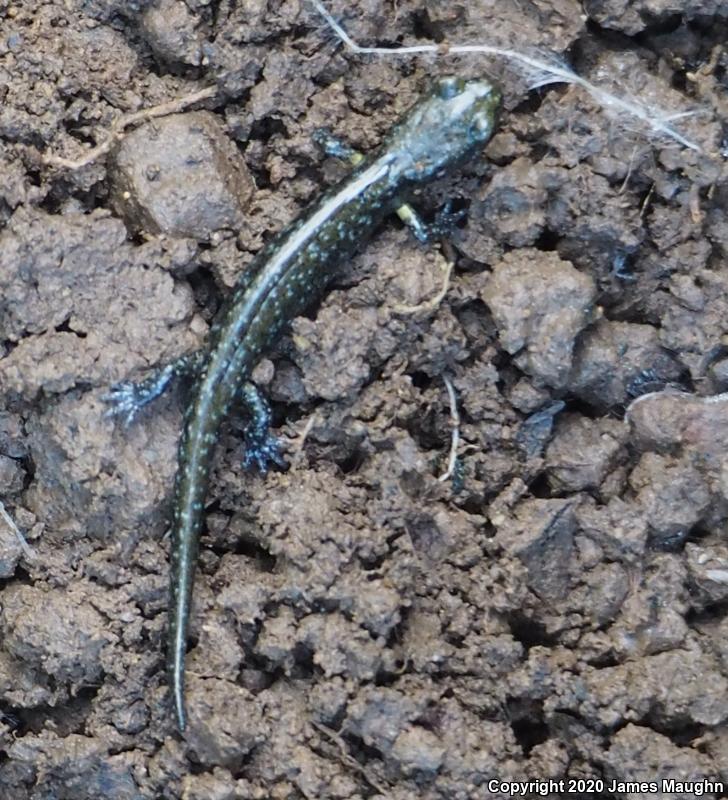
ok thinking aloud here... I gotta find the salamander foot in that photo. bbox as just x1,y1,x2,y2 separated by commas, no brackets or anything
103,372,173,426
103,352,203,426
239,381,287,474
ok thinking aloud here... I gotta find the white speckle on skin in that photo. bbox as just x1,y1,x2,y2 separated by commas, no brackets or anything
167,121,453,723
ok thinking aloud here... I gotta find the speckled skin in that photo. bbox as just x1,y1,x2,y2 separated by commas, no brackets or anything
169,76,501,730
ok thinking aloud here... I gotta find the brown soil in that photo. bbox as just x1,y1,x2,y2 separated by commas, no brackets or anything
1,1,728,798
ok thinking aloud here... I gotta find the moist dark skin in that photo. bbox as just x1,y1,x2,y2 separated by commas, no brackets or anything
107,76,501,730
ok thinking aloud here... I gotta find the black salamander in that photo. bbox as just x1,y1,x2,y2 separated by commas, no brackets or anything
106,76,501,730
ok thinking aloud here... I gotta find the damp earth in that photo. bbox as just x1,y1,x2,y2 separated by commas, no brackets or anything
1,1,728,798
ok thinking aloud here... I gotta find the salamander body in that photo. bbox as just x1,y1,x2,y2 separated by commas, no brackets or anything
109,76,501,730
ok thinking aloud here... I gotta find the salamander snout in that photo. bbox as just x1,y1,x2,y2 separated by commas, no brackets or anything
385,76,502,183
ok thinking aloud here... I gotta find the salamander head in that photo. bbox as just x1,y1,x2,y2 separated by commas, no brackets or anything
384,76,501,183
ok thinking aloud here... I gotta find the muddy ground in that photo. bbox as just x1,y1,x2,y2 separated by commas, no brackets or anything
1,1,728,798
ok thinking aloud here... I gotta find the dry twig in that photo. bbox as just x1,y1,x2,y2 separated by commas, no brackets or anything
42,85,218,171
0,501,36,560
391,251,454,315
437,374,460,483
310,720,388,795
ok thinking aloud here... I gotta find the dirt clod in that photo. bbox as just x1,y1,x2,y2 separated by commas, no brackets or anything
481,249,597,389
110,112,255,239
1,1,728,797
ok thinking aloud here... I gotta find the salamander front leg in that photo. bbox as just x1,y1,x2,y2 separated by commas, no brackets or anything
103,351,204,425
239,382,287,474
314,128,465,244
398,199,467,244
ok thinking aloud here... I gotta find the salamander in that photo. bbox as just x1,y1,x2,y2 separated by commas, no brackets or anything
106,76,501,730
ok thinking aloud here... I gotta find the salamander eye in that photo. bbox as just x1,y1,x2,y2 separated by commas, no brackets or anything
435,76,464,100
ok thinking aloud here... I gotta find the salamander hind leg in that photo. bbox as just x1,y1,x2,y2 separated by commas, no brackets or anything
103,351,204,426
239,382,287,475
